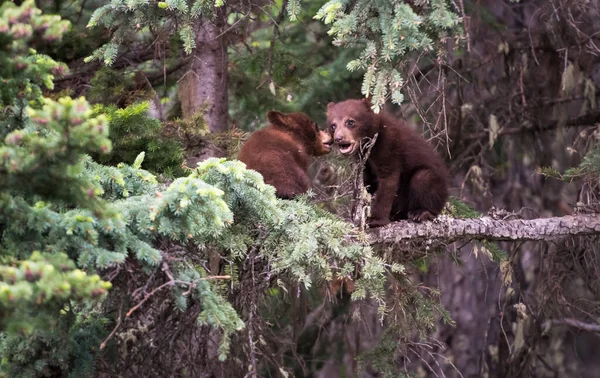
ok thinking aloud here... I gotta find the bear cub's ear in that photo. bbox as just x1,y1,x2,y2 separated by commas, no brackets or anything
327,102,335,110
361,97,372,108
267,111,287,127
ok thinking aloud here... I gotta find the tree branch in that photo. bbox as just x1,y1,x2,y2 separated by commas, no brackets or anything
352,133,378,230
367,214,600,244
550,318,600,333
465,110,600,141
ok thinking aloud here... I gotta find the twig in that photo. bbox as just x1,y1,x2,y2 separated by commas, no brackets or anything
162,261,175,281
126,275,231,317
457,0,470,52
100,303,122,350
351,133,379,230
464,110,600,141
265,1,288,92
245,244,260,378
550,318,600,332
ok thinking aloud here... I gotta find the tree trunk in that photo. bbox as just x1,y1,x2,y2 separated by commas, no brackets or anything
178,7,229,133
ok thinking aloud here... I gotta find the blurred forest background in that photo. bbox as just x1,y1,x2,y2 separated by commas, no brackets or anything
1,0,600,377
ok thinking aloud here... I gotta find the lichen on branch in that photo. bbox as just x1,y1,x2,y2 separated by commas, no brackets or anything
368,214,600,244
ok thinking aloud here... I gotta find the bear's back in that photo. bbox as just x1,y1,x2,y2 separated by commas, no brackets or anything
239,126,309,170
238,125,312,199
378,113,447,174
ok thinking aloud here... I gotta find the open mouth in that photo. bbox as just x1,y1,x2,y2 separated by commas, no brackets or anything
338,142,355,155
322,140,334,151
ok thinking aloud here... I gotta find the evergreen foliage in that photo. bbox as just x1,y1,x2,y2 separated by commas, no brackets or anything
86,67,153,107
0,3,395,374
0,303,109,377
228,1,364,128
189,157,389,309
314,0,462,111
86,0,220,65
92,102,185,177
85,1,462,119
0,0,69,138
540,142,600,180
568,143,600,177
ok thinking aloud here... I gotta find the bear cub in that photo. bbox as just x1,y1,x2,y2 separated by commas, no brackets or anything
238,111,333,199
327,99,448,227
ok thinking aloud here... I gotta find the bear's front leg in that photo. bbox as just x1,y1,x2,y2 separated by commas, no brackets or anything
363,162,379,195
367,171,401,228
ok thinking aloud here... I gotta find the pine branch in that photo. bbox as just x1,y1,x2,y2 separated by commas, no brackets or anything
367,214,600,244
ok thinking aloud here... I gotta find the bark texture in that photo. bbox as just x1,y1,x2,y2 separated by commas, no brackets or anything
426,247,503,378
178,8,229,133
368,214,600,244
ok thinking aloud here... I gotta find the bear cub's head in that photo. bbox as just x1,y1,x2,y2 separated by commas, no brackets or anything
267,111,333,156
326,98,378,156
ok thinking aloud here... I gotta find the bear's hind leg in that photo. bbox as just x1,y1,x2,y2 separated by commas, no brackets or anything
406,169,447,222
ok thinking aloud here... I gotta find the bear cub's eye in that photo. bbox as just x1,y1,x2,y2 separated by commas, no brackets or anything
330,123,337,131
347,120,355,127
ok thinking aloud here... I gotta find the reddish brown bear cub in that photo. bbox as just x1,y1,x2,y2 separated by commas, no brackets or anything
327,99,448,227
238,111,333,199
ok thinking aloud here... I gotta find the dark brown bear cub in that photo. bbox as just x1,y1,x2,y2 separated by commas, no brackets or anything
238,111,333,199
327,99,448,227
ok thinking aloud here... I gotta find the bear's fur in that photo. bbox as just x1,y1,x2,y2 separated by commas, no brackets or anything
238,111,333,199
327,99,448,227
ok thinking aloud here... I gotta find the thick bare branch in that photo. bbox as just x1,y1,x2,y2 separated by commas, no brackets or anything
367,214,600,244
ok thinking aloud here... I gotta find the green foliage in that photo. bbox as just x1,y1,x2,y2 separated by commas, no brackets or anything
538,127,600,184
0,95,243,370
0,65,387,376
540,143,600,180
0,6,119,370
191,159,387,304
537,165,563,180
315,0,462,111
0,251,111,334
86,67,150,106
86,0,218,65
228,2,363,128
481,240,508,262
92,102,186,177
0,303,110,378
565,144,600,177
0,0,69,137
171,265,245,361
0,4,196,373
445,196,480,218
1,96,111,213
444,198,508,262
